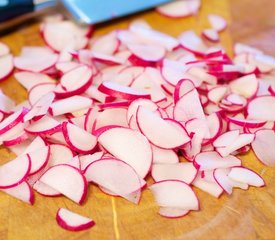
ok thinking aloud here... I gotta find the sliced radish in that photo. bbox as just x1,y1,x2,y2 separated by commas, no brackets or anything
213,168,234,194
208,86,228,104
98,81,150,101
149,180,199,212
251,130,275,166
202,29,220,42
0,42,10,56
23,136,46,154
27,146,50,175
49,96,92,116
79,151,104,171
28,83,56,106
0,90,15,114
174,79,195,103
136,106,190,149
62,122,97,154
156,0,201,18
194,151,241,171
228,167,265,187
98,127,152,178
56,208,95,231
90,32,119,55
39,164,88,204
1,181,34,204
33,180,61,197
247,96,275,121
0,54,14,81
48,144,75,166
151,163,198,184
229,74,258,98
151,145,179,164
208,14,227,32
0,154,31,189
158,207,189,218
85,158,145,203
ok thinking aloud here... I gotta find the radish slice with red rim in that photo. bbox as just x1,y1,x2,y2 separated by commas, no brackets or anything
98,127,152,178
90,32,119,55
208,14,227,32
28,83,56,106
0,54,14,81
151,145,179,164
39,164,88,204
158,207,189,218
33,180,61,197
56,208,95,231
202,29,220,43
0,90,15,114
27,146,50,175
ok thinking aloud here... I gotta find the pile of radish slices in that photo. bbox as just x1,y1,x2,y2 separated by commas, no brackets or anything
0,12,275,232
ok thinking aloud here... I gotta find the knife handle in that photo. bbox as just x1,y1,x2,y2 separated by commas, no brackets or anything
0,0,34,22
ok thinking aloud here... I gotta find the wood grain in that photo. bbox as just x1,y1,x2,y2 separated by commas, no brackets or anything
0,0,274,239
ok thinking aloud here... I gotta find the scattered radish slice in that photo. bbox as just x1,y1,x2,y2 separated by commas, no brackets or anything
0,54,14,81
56,208,95,231
202,29,220,42
208,14,227,32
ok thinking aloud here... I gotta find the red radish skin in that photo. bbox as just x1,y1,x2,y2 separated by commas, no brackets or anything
56,208,95,231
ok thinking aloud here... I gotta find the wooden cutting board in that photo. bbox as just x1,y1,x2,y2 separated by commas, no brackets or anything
0,0,274,239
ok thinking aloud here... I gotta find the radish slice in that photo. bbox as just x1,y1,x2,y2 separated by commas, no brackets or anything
228,167,265,187
39,164,88,204
48,144,75,166
80,151,104,171
0,54,14,81
85,158,145,203
90,32,119,55
208,14,227,32
56,208,95,231
27,146,50,175
151,145,179,164
149,180,199,211
98,127,152,178
156,0,201,18
151,163,198,184
178,31,207,57
33,180,61,197
174,79,195,103
136,107,190,149
247,96,275,121
213,168,234,194
251,130,275,166
1,181,34,204
28,83,56,106
25,116,61,135
158,207,189,218
208,86,228,104
0,42,10,56
229,74,258,98
62,122,97,154
0,155,31,189
98,81,150,100
49,96,92,116
0,90,15,114
23,136,46,154
226,116,266,128
202,29,220,42
0,108,28,134
14,71,55,91
194,151,241,171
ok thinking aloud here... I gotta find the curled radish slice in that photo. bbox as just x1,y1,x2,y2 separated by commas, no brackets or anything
251,130,275,166
85,158,145,203
0,155,31,189
149,180,199,212
151,163,198,184
98,127,152,178
202,29,219,42
208,14,227,32
39,164,88,204
137,107,190,149
156,0,201,18
62,122,97,154
56,208,95,231
0,54,14,81
28,83,56,106
228,167,265,187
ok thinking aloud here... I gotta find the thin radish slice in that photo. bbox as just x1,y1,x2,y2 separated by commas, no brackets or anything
23,136,46,154
27,146,50,175
156,0,201,18
49,96,92,116
0,107,28,135
151,163,198,184
228,167,265,187
203,112,223,145
14,71,55,91
208,14,227,32
194,151,241,171
149,180,199,211
54,65,93,98
85,85,115,103
55,61,81,74
174,79,195,103
202,29,220,42
151,145,179,164
213,130,240,148
0,54,14,81
247,96,275,121
98,81,150,101
79,151,104,172
0,90,15,114
28,83,56,106
0,42,10,56
192,173,223,198
1,181,34,205
62,122,97,154
226,116,266,128
251,129,275,166
39,164,88,204
178,31,208,57
208,86,228,104
85,158,145,203
137,107,190,149
33,180,61,197
90,32,119,55
98,127,152,178
229,74,258,98
158,207,189,218
25,116,61,135
48,144,75,166
56,208,95,231
213,168,234,194
91,51,124,65
0,154,31,189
